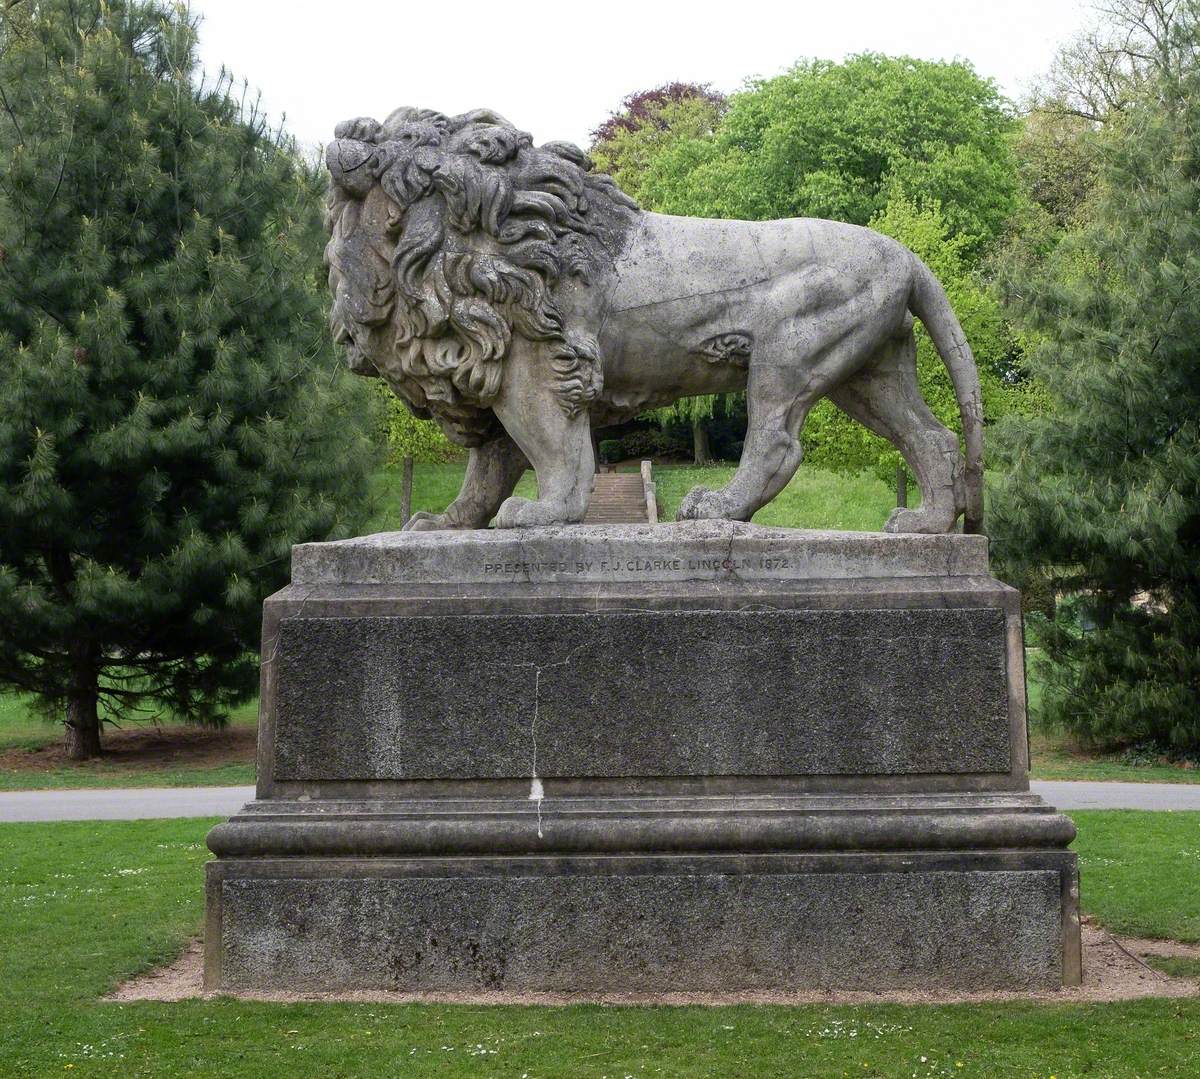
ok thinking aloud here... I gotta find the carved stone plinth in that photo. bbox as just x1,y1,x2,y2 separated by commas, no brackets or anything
204,522,1081,993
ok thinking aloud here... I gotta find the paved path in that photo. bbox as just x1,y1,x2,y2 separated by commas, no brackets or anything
1,780,1199,823
0,786,255,822
1033,780,1200,811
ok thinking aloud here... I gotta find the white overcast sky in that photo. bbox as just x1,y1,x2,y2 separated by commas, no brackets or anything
192,0,1094,152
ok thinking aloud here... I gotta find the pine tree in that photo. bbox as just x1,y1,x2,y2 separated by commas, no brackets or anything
989,3,1200,752
0,1,377,758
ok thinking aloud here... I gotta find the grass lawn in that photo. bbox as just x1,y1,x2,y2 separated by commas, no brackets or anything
1029,732,1200,784
1,812,1198,1078
365,459,899,534
0,758,256,791
653,463,897,531
1148,956,1200,979
1072,810,1200,941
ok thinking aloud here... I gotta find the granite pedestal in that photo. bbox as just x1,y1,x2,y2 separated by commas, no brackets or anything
205,522,1081,993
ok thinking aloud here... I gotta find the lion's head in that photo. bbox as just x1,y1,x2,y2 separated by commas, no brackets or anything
324,106,640,445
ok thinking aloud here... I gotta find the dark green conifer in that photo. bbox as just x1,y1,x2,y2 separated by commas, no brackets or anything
0,1,377,758
990,10,1200,752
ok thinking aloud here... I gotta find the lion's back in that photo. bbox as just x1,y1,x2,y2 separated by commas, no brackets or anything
608,212,910,311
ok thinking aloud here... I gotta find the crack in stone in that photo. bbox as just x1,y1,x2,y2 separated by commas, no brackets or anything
608,277,771,315
484,640,593,841
264,586,317,671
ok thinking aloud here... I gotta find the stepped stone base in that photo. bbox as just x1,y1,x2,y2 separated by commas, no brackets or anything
205,522,1081,993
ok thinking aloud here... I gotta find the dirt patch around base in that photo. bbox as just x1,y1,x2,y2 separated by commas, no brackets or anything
109,925,1200,1006
0,724,256,774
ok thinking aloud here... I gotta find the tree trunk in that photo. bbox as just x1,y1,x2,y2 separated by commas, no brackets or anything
64,685,101,761
693,422,712,465
400,456,414,526
63,639,101,761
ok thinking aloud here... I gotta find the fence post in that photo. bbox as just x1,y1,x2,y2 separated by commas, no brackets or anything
401,456,414,527
641,459,658,524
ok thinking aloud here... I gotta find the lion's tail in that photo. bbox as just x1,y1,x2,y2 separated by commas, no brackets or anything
907,253,984,534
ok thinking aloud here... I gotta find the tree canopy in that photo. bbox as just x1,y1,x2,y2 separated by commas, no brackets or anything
590,82,727,207
380,389,455,465
635,54,1019,255
989,0,1200,751
0,0,377,757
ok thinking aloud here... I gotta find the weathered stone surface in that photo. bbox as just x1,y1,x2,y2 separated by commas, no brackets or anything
270,606,1011,782
205,525,1082,993
325,108,984,532
207,792,1078,859
291,520,990,587
209,854,1074,992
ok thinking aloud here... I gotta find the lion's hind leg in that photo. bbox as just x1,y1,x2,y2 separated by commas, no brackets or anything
827,329,966,534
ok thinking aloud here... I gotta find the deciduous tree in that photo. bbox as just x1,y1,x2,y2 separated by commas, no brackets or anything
637,55,1019,255
590,82,726,206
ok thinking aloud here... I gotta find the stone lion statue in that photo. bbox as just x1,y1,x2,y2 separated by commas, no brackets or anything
325,106,983,533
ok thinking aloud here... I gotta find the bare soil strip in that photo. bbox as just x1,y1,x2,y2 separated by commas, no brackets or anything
110,925,1199,1006
0,725,255,773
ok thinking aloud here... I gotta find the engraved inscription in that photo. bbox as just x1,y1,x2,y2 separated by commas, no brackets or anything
481,553,795,578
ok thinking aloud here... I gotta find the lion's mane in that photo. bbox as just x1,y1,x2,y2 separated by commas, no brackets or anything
326,107,640,445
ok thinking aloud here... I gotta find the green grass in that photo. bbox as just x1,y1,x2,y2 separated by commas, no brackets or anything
0,697,258,752
2,814,1199,1078
0,691,53,752
0,697,258,790
654,463,897,531
1147,956,1200,978
0,761,256,791
368,460,897,533
1071,811,1200,941
1029,733,1200,784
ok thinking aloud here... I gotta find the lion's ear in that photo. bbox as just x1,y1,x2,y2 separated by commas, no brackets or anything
334,117,382,143
382,107,449,138
542,142,594,173
448,108,515,131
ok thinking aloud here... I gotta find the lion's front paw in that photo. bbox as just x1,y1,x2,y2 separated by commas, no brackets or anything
495,495,580,528
676,485,732,521
883,506,957,535
402,511,449,532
